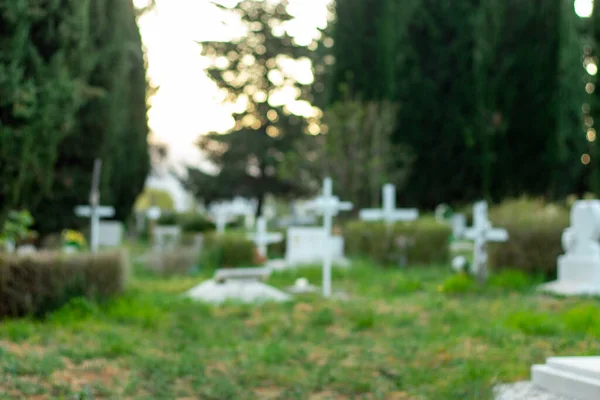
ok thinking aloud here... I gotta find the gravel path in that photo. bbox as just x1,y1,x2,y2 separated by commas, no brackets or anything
494,382,576,400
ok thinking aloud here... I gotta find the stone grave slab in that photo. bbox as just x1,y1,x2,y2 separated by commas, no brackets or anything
531,357,600,400
98,221,123,247
187,267,290,304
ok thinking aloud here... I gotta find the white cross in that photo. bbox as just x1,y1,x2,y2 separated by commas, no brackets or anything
303,177,353,298
75,205,115,253
209,202,236,235
463,201,508,280
248,217,283,258
74,159,115,253
359,184,418,227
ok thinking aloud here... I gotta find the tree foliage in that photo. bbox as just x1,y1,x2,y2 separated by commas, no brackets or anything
188,0,328,213
0,0,149,234
329,0,585,206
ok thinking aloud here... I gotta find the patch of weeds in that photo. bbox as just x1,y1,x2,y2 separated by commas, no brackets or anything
506,311,562,336
0,320,37,342
387,277,423,295
96,330,136,358
8,352,65,377
104,295,166,329
562,304,600,336
48,297,99,325
13,377,48,396
488,270,536,291
257,341,289,365
349,308,376,331
438,273,478,295
311,307,335,327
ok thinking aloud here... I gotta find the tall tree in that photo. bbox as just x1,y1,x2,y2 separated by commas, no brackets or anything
0,0,150,234
188,0,326,214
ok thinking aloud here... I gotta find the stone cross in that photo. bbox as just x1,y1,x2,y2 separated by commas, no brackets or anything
74,159,115,253
303,177,353,298
248,217,283,258
359,184,418,227
209,202,236,235
463,201,508,282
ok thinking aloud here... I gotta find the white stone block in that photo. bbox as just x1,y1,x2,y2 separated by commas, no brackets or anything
186,280,291,304
284,227,346,266
532,357,600,400
98,221,123,247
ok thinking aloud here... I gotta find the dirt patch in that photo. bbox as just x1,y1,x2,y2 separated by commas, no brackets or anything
51,358,128,394
253,387,282,399
0,340,48,357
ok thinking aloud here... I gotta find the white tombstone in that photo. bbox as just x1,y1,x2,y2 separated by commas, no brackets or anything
248,217,283,259
303,177,353,298
230,197,257,229
284,227,346,266
152,225,181,252
531,357,600,400
539,200,600,296
463,201,508,281
74,205,115,254
452,213,467,239
359,184,418,227
98,221,124,247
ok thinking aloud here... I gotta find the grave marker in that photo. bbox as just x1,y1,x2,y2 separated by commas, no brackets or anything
463,201,508,282
209,202,237,235
74,159,115,253
248,217,283,259
359,184,418,227
303,177,353,298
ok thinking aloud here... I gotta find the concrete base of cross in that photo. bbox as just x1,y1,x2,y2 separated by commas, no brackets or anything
538,255,600,296
530,357,600,400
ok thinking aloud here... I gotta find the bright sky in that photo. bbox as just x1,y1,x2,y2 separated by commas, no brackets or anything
134,0,331,169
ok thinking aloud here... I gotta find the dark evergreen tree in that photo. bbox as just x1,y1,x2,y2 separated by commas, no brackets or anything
187,0,328,214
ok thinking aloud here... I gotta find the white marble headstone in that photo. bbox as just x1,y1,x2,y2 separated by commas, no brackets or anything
539,200,600,295
285,227,345,266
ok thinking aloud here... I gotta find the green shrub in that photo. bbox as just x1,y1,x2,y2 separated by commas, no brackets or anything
487,270,537,291
178,213,215,233
0,250,129,318
506,311,561,336
143,248,200,276
202,234,255,269
344,217,451,267
562,304,600,336
488,198,569,278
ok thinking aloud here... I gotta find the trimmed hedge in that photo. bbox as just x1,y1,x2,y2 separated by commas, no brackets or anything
344,217,451,267
203,233,256,268
178,213,214,233
488,198,569,278
0,250,129,318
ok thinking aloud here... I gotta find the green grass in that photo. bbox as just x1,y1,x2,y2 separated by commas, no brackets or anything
1,261,600,399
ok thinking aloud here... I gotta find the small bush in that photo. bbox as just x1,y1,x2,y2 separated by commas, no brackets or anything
344,217,451,267
488,198,569,278
0,250,129,318
487,270,537,291
143,248,200,276
506,311,561,336
156,213,178,226
202,234,256,268
438,273,478,295
562,304,600,336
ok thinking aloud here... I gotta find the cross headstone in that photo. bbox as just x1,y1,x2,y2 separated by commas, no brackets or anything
74,159,115,253
303,177,353,298
359,184,418,227
209,202,236,235
248,216,283,259
463,201,508,282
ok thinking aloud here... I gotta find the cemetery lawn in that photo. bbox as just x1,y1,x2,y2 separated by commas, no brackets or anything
2,263,600,400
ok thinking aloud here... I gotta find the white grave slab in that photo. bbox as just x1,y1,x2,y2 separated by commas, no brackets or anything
98,221,123,247
463,201,508,281
532,357,600,400
359,184,418,226
539,200,600,296
152,225,181,252
248,217,283,259
186,267,290,304
285,227,346,266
